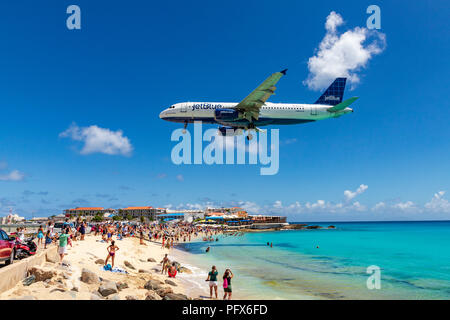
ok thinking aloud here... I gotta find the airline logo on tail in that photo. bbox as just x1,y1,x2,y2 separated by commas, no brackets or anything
315,78,347,106
324,95,341,101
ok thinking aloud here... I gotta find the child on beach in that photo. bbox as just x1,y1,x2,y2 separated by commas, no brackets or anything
105,240,119,269
168,263,177,278
44,230,53,249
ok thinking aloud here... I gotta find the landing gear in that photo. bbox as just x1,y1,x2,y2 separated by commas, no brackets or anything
182,121,187,134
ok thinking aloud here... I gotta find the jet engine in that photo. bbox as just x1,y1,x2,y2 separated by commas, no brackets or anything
214,109,240,121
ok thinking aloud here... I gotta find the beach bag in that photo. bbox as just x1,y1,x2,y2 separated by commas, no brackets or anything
223,279,228,289
104,264,112,271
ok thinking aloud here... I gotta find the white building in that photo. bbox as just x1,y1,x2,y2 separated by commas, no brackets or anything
0,213,25,224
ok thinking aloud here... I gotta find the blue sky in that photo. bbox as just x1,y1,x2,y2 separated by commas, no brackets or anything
0,0,449,221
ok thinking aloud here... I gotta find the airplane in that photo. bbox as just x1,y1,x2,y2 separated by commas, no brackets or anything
159,69,358,140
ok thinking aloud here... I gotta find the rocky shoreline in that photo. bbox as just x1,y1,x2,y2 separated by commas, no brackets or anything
239,224,337,232
0,236,201,300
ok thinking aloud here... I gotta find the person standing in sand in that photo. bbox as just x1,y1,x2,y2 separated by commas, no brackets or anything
58,228,71,263
37,225,44,246
206,265,219,299
222,269,234,300
105,240,119,269
161,254,169,274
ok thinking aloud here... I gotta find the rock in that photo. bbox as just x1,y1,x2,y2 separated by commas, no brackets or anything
90,294,102,300
126,295,138,300
81,268,100,284
71,287,79,292
12,295,37,300
98,281,118,297
144,279,163,291
61,260,71,267
139,269,151,274
145,291,162,300
23,275,36,286
95,259,105,265
117,282,129,291
124,261,135,270
328,225,336,229
108,294,121,300
50,288,66,293
151,267,161,272
28,267,57,282
165,280,177,286
306,225,322,229
179,267,192,274
147,258,156,263
46,250,60,263
163,293,189,300
156,286,173,298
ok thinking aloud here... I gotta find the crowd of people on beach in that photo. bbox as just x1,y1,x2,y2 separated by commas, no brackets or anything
14,218,238,299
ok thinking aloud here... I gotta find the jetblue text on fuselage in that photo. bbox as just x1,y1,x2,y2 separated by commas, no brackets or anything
192,103,224,111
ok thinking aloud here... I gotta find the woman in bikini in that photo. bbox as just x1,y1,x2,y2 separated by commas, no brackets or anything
104,240,119,269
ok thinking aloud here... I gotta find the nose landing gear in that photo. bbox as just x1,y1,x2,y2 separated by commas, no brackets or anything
182,121,187,134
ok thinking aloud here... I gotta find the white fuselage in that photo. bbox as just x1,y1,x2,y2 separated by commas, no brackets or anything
159,102,353,127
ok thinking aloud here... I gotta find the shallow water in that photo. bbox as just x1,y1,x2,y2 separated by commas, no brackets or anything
176,221,450,299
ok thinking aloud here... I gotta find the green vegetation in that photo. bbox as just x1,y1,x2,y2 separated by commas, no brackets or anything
92,215,103,222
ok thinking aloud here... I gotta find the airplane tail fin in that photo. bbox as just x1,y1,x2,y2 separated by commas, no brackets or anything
315,78,346,106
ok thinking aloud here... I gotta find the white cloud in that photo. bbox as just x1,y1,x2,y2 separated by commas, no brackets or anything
372,201,386,211
391,201,418,212
305,11,386,90
165,190,450,219
60,123,133,156
425,191,450,213
344,184,368,201
0,170,25,182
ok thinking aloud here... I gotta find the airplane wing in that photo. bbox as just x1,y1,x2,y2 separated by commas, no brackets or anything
234,69,287,122
327,97,359,112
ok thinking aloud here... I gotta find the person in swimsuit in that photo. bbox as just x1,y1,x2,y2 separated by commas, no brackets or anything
140,230,146,245
37,225,44,246
44,230,53,249
161,254,169,275
168,263,177,278
105,240,119,269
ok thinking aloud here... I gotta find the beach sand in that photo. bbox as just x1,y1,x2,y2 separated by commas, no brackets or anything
0,234,209,300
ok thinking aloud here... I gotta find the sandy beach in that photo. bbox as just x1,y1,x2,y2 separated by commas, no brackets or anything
0,234,209,300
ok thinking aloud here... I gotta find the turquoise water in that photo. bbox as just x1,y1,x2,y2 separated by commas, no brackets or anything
177,221,450,299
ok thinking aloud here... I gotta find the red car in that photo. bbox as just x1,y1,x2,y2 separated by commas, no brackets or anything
0,229,15,265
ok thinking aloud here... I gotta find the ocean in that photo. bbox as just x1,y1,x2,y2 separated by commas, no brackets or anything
175,221,450,300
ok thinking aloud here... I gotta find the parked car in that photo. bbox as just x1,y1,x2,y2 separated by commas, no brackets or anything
0,229,15,265
53,222,76,234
